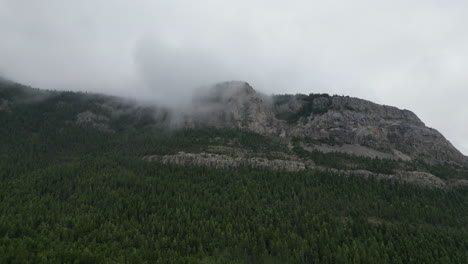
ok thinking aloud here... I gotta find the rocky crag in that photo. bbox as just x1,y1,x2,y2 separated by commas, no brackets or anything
143,148,468,189
61,80,465,166
181,81,467,165
2,79,467,187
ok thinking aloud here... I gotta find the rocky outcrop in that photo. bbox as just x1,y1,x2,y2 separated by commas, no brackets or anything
448,179,468,188
76,111,113,133
180,81,285,136
392,171,447,188
182,82,467,165
143,151,467,189
144,152,309,172
285,96,466,164
300,142,411,161
0,99,11,112
313,168,448,189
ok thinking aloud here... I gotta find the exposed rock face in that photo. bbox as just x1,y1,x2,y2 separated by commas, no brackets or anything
144,152,308,172
181,81,285,136
311,168,449,189
184,82,467,165
300,142,411,161
393,171,447,188
286,96,465,164
143,151,467,189
0,99,11,112
76,111,113,133
449,179,468,188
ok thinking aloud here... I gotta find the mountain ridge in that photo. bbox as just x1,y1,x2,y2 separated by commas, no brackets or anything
1,78,468,262
181,81,467,165
1,79,466,167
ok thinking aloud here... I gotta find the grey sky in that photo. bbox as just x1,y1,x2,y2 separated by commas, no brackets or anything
1,0,467,155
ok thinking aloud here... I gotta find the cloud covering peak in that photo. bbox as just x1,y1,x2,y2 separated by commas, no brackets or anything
0,0,467,154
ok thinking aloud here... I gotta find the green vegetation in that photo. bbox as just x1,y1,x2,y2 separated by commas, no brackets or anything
293,139,468,179
2,159,468,263
418,162,468,180
1,82,467,263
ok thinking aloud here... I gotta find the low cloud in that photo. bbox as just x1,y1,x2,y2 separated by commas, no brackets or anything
0,0,467,154
133,36,234,106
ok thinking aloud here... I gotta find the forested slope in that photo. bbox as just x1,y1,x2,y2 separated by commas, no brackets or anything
0,82,467,263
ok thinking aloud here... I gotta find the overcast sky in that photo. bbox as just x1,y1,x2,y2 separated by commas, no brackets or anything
0,0,467,155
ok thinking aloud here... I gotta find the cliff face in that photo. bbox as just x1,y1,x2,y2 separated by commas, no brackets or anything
284,96,466,165
180,81,284,135
144,151,308,172
2,79,464,165
185,81,467,165
143,151,468,189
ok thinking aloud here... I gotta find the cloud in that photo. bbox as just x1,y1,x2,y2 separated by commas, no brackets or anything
133,36,233,106
0,0,467,154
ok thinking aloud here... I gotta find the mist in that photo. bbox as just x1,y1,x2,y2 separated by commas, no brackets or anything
0,0,467,154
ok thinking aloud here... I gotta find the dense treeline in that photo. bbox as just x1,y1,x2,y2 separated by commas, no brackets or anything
1,82,467,263
1,158,467,263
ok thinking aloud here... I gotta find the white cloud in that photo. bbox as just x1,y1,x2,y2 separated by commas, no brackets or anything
0,0,467,154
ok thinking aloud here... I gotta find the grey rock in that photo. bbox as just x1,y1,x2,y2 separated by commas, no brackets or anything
182,82,467,165
0,99,11,112
448,179,468,188
394,171,447,189
286,96,466,164
181,81,285,136
143,152,464,189
144,152,309,172
76,111,113,133
301,142,408,160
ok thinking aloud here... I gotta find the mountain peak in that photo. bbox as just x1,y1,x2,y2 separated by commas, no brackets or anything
2,80,466,165
186,82,467,165
206,81,256,102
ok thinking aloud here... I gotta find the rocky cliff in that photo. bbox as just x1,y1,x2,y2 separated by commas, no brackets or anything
182,81,467,165
142,148,468,189
4,78,463,165
179,81,285,136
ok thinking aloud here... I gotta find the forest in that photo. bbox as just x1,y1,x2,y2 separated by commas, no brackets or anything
0,82,467,263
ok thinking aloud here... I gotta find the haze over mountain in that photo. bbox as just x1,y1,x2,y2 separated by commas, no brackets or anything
2,75,468,262
1,0,468,155
2,1,468,263
1,79,467,187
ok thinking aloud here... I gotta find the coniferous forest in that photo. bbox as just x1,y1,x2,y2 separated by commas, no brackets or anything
1,82,467,263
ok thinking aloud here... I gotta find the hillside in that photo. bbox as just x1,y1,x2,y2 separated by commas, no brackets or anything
0,80,467,263
181,81,467,165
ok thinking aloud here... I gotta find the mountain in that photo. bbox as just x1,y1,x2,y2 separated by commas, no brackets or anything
1,80,467,187
1,80,467,263
183,81,467,165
